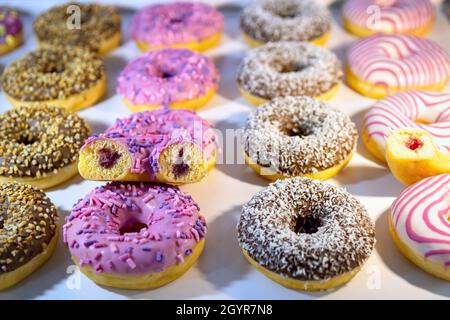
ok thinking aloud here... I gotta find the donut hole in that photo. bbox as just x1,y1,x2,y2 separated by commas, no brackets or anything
272,61,305,74
17,133,38,146
159,69,177,79
294,215,322,234
42,62,65,74
282,122,314,137
119,217,148,235
264,3,298,18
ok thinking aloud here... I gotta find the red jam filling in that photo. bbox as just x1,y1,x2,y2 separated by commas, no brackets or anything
98,148,121,169
405,137,423,151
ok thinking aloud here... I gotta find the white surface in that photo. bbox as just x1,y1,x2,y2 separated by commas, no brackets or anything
0,0,449,300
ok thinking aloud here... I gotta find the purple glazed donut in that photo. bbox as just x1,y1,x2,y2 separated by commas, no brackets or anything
64,182,207,289
117,48,220,111
131,2,224,52
0,6,23,55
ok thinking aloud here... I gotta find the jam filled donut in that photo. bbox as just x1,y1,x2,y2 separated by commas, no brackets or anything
1,47,107,112
243,96,357,181
0,105,91,189
117,49,219,112
237,42,342,106
363,91,450,163
0,7,23,56
347,34,450,99
131,2,223,52
33,3,121,55
390,174,450,281
78,108,217,185
0,183,59,290
342,0,435,37
240,0,331,48
64,182,207,289
238,178,376,291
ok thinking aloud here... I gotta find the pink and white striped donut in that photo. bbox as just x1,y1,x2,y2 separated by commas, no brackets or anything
363,91,450,162
342,0,435,37
390,174,450,281
346,34,450,98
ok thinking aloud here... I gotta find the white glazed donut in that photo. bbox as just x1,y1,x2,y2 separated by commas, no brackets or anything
390,174,450,281
346,34,450,98
363,91,450,162
342,0,435,37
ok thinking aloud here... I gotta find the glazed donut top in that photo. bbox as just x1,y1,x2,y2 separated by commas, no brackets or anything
1,47,105,102
33,3,121,53
240,0,331,43
64,182,207,274
117,49,219,106
243,96,357,176
0,7,22,44
84,108,217,176
363,91,450,153
391,174,450,268
238,178,376,281
342,0,435,33
131,2,224,46
0,183,58,274
0,105,91,178
347,34,450,89
237,42,342,99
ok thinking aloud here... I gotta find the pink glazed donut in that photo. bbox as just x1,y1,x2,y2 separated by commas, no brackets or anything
363,91,450,162
64,182,207,289
117,48,220,111
0,6,23,55
342,0,435,37
78,108,217,185
390,174,450,281
346,34,450,98
130,2,224,52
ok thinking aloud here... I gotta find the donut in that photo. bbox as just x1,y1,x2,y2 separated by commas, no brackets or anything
390,174,450,281
238,177,376,291
342,0,435,37
117,48,219,112
346,34,450,99
0,183,59,290
0,6,23,56
363,91,450,163
64,182,206,289
33,3,121,55
237,42,342,106
78,108,217,185
240,0,331,48
242,96,357,181
386,128,450,186
0,105,91,189
1,47,107,112
131,2,223,52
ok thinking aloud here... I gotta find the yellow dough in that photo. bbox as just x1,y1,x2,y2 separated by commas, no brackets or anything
78,139,216,185
238,84,340,106
241,31,330,48
135,32,222,53
0,32,22,56
73,239,205,289
389,214,450,282
346,66,448,99
342,16,434,38
124,87,217,112
0,161,79,190
242,249,361,291
385,129,450,185
0,228,58,290
243,150,354,181
5,74,107,112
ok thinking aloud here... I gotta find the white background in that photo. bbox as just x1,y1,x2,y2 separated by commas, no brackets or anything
0,0,449,299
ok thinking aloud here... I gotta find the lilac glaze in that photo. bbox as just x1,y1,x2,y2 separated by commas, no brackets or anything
0,7,22,44
82,108,217,179
64,182,207,275
117,48,219,106
130,2,224,47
